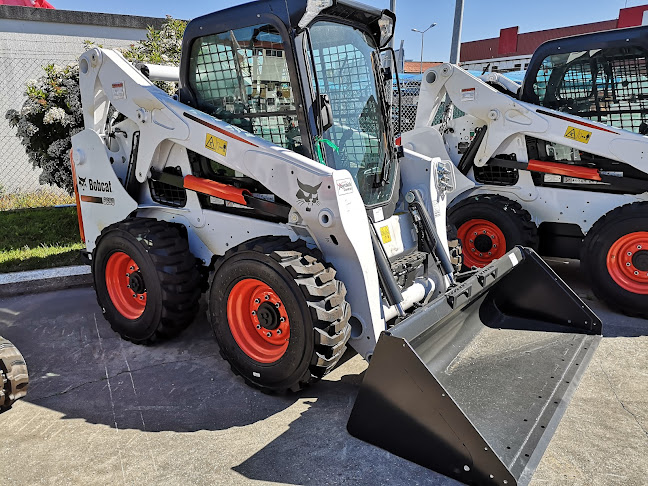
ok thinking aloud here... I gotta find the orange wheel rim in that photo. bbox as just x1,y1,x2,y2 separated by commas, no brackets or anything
227,279,290,364
606,232,648,295
105,252,147,319
457,219,507,268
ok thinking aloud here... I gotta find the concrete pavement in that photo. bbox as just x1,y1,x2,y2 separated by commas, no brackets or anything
0,260,646,485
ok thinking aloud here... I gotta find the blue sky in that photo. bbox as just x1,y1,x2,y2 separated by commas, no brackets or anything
53,0,647,61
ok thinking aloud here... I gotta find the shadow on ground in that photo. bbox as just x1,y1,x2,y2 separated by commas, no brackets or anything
0,288,302,432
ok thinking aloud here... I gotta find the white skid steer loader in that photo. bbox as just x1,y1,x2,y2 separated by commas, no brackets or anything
403,55,648,319
71,1,602,484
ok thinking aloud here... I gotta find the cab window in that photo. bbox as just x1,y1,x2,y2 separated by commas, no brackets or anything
188,24,303,151
532,46,648,133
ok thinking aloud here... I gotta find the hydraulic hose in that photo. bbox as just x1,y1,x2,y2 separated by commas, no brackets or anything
408,190,456,283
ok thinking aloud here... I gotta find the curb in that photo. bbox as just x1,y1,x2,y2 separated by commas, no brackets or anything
0,265,93,298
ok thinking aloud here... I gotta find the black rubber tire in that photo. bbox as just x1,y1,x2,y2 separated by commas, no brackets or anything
93,218,201,344
209,236,351,393
449,194,538,269
581,202,648,319
0,337,29,413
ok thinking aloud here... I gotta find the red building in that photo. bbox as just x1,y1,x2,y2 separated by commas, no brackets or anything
460,5,648,73
0,0,54,7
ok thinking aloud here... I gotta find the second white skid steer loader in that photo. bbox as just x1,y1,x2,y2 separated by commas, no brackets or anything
71,1,602,484
402,27,648,318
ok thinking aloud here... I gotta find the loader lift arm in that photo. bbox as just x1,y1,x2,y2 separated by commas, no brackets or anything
411,63,648,190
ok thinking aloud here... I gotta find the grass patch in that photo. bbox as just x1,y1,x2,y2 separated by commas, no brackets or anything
0,207,84,273
0,191,75,211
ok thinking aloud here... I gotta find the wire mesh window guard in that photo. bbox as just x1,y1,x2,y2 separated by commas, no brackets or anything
533,46,648,134
188,24,302,151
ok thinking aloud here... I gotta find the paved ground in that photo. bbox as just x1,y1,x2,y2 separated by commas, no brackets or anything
0,259,646,486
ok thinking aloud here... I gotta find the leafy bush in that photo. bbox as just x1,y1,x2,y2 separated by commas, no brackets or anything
5,16,187,195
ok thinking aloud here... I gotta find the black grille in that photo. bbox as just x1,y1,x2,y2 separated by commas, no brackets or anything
149,167,187,208
474,165,519,186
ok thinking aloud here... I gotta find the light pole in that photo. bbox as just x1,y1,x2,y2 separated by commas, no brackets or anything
412,23,437,74
449,0,464,64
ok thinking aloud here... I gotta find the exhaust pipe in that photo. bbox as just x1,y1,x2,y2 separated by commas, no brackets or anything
348,247,601,486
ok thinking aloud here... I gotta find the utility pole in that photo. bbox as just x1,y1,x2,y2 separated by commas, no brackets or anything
449,0,464,64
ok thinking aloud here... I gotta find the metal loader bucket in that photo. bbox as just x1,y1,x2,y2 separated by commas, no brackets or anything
347,247,602,486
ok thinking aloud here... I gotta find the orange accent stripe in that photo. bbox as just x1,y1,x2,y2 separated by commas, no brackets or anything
527,160,602,181
183,175,250,205
69,150,85,243
535,109,618,134
184,112,258,147
80,195,105,204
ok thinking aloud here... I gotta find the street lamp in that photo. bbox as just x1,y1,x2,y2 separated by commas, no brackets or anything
412,23,437,74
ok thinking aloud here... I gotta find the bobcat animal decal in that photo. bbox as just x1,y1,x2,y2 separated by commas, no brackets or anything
78,177,87,190
296,180,322,212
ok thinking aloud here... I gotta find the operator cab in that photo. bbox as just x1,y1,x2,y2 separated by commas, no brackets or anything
177,0,400,220
521,25,648,134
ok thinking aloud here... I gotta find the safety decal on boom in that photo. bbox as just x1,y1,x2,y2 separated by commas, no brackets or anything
205,133,228,156
564,126,592,144
380,226,392,244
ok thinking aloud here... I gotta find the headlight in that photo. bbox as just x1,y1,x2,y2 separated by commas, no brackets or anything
298,0,334,29
378,13,395,48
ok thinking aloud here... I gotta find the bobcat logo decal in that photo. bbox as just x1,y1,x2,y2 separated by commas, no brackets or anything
78,177,87,190
296,180,322,212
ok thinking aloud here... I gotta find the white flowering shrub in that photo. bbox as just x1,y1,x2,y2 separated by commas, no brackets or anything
6,64,82,194
6,17,186,195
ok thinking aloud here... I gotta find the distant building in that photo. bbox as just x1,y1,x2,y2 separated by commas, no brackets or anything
460,4,648,73
402,61,442,74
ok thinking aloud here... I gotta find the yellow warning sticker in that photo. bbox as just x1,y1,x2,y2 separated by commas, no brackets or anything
205,133,228,156
380,226,392,244
564,126,592,144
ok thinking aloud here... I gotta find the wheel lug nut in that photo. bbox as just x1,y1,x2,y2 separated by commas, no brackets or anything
132,294,137,298
635,271,639,276
130,266,134,271
256,325,261,329
266,332,272,337
265,295,270,300
254,298,260,304
139,296,144,300
277,329,282,335
627,252,633,256
251,311,256,316
126,273,130,277
127,285,131,289
280,317,286,322
627,262,632,267
275,303,281,308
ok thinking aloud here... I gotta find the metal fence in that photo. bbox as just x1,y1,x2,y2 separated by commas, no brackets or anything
0,28,138,212
0,56,77,211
